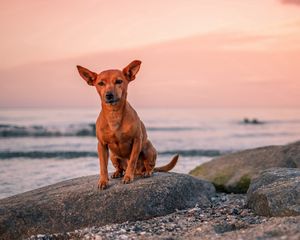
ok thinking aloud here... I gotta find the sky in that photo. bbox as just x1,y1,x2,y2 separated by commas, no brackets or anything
0,0,300,108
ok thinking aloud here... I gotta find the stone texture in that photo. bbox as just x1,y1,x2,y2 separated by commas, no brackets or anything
247,168,300,217
0,172,215,240
190,141,300,193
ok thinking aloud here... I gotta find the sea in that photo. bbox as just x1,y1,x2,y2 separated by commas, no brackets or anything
1,107,300,199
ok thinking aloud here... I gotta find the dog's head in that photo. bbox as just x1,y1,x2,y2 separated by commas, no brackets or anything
77,60,141,106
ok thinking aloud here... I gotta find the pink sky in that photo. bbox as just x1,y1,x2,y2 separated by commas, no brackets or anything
0,0,300,108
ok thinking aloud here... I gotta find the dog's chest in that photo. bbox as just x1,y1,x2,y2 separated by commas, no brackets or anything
101,119,133,142
104,129,125,142
104,130,133,158
106,112,121,131
98,109,137,157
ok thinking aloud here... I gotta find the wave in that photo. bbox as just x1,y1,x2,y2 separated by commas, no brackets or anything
0,124,205,138
147,127,204,131
0,149,224,159
232,132,295,138
0,124,96,137
2,118,299,138
159,149,223,157
0,151,98,159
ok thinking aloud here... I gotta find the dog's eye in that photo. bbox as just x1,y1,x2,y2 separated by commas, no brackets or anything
115,79,123,84
98,81,105,86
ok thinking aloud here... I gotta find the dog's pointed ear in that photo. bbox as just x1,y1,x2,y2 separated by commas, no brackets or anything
76,65,98,86
122,60,142,81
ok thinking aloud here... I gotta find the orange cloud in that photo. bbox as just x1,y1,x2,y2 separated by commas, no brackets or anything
281,0,300,5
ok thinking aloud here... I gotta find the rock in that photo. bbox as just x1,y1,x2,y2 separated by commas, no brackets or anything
247,168,300,217
189,141,300,193
0,172,215,240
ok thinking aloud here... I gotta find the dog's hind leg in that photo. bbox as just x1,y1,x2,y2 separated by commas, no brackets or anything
110,154,125,179
142,141,157,177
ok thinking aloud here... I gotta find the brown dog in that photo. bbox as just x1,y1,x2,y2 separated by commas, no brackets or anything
77,60,178,189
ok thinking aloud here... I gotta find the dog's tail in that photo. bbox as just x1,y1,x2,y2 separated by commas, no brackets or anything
154,154,179,172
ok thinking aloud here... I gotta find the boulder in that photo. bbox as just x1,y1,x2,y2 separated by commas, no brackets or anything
189,141,300,193
0,172,215,240
247,168,300,217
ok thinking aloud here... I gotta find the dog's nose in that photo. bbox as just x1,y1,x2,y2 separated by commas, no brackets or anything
105,92,114,101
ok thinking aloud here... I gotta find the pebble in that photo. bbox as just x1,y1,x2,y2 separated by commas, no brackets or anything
232,208,239,215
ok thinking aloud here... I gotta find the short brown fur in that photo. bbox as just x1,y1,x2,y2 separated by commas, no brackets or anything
77,60,178,189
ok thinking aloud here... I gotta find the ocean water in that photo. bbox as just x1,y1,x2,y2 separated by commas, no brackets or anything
0,107,300,199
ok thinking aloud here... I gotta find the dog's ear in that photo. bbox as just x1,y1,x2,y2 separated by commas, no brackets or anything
123,60,142,81
76,65,98,86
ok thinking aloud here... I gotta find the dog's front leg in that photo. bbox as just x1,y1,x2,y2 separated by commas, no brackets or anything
97,141,109,189
123,137,142,184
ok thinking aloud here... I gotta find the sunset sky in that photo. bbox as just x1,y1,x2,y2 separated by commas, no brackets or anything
0,0,300,108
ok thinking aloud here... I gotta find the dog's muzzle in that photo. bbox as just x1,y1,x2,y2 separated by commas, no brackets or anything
105,92,119,104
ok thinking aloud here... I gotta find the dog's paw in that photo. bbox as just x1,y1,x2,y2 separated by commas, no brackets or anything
97,179,108,190
143,171,153,178
122,175,133,184
111,171,124,179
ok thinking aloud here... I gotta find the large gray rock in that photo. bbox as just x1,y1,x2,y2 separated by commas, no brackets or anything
247,168,300,217
0,172,215,240
190,141,300,193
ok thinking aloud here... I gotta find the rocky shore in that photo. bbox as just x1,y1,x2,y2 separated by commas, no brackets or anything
1,141,300,240
0,173,215,239
190,141,300,193
28,193,300,240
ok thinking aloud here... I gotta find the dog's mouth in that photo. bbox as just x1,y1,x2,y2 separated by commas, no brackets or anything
105,99,120,105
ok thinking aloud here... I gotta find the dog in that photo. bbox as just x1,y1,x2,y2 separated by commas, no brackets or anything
77,60,178,189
